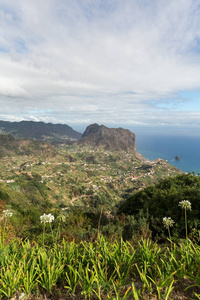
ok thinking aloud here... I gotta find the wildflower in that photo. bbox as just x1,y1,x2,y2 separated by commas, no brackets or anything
163,217,175,229
2,209,13,218
56,213,66,243
40,213,54,224
178,200,192,210
40,213,55,247
57,213,66,222
179,200,191,239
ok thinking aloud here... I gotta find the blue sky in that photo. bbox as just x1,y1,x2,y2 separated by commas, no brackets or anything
1,0,200,134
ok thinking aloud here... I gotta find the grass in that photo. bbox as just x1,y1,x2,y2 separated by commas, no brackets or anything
0,236,200,299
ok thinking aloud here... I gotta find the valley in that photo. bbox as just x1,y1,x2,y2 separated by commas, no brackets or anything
0,143,182,210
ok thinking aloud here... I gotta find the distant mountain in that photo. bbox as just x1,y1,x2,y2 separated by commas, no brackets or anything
78,123,137,153
0,120,82,144
0,134,57,158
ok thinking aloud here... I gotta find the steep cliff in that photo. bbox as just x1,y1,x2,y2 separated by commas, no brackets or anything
78,124,136,153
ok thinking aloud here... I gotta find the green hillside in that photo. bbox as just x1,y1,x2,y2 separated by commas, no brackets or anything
0,120,81,143
118,173,200,239
1,139,200,300
0,134,183,241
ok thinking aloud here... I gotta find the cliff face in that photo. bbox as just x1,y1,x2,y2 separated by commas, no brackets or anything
78,124,136,153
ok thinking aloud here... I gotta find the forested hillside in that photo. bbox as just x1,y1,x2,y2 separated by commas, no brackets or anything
118,173,200,239
0,120,81,143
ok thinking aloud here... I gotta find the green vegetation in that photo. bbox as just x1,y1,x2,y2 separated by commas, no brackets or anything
1,139,200,298
2,172,200,246
0,235,200,299
1,173,200,299
0,120,81,142
118,173,200,240
0,143,181,210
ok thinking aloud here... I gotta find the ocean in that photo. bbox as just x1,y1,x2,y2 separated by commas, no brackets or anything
136,134,200,174
72,124,200,174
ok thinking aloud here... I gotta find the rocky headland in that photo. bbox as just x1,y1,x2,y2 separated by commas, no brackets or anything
77,123,137,154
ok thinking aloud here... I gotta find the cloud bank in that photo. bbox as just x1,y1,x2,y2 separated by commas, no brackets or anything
1,0,200,130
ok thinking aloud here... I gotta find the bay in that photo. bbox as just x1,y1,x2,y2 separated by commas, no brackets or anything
72,124,200,174
136,134,200,174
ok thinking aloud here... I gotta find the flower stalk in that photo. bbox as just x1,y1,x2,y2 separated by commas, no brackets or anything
40,213,55,247
179,200,191,239
56,213,66,243
163,217,175,240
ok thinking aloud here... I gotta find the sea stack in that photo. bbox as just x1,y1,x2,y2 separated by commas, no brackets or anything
175,156,181,160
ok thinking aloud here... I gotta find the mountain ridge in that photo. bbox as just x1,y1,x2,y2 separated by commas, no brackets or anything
0,121,138,154
0,120,82,143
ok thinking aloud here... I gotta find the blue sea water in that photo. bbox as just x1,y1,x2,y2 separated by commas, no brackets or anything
71,124,200,174
136,134,200,174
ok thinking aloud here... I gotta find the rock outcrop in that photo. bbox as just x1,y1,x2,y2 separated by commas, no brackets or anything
175,156,181,160
78,124,136,153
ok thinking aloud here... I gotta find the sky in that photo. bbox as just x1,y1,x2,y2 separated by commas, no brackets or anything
1,0,200,135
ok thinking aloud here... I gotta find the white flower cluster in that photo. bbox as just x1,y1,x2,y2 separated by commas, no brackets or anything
2,209,13,218
40,213,54,224
163,217,175,229
179,200,192,210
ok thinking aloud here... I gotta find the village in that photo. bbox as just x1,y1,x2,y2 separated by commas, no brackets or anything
0,144,182,208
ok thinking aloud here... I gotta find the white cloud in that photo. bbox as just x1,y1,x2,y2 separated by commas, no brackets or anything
0,0,200,130
0,76,28,97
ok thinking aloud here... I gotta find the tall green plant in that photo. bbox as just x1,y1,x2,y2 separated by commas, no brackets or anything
163,217,175,240
179,200,191,239
40,213,55,247
56,212,66,243
37,250,64,293
0,260,23,298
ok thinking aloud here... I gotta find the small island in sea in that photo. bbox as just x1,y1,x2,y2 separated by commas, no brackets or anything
175,156,181,160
